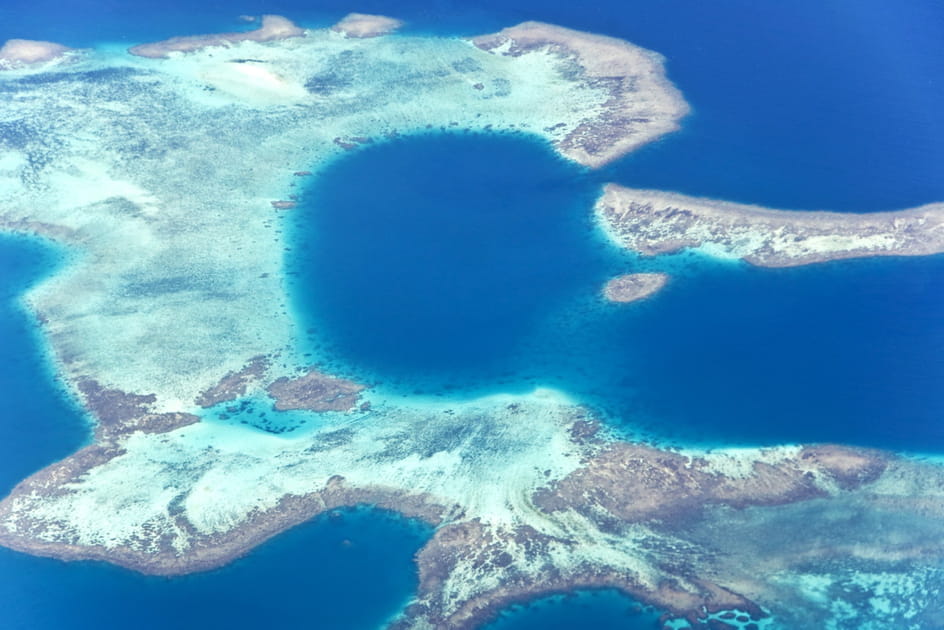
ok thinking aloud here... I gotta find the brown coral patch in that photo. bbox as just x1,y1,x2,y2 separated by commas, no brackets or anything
265,369,364,412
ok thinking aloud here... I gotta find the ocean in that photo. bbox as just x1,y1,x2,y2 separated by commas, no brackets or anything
1,0,943,628
289,132,944,452
0,234,86,497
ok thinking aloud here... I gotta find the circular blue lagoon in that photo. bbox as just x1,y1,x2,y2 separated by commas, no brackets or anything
288,132,944,453
287,132,613,393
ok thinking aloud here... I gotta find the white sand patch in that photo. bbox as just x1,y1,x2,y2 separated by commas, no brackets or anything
0,151,26,172
199,61,310,105
681,445,804,479
46,158,162,214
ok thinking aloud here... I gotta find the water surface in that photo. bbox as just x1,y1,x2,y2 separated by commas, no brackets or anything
0,506,430,630
1,1,943,629
0,234,86,495
290,134,944,452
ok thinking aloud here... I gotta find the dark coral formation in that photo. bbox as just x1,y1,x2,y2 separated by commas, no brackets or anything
533,443,835,525
79,380,198,441
195,355,269,407
394,444,910,630
265,369,364,412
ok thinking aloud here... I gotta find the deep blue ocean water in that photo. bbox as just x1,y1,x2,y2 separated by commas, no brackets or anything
0,503,430,630
290,133,944,452
483,590,662,630
0,235,86,496
2,1,944,628
287,132,607,391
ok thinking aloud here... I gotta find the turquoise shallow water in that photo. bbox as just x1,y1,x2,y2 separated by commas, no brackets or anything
0,236,433,629
1,0,943,628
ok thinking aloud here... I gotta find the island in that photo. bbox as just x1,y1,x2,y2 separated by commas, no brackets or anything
0,15,942,630
128,15,305,58
472,22,689,167
597,184,944,266
602,272,669,303
332,13,405,38
0,39,72,69
266,368,365,412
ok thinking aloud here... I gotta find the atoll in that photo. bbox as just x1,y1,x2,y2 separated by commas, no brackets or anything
0,16,942,630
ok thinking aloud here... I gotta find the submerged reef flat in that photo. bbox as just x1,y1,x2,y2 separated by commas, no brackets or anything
332,13,405,39
598,184,944,266
602,272,668,303
0,39,72,70
0,15,943,630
